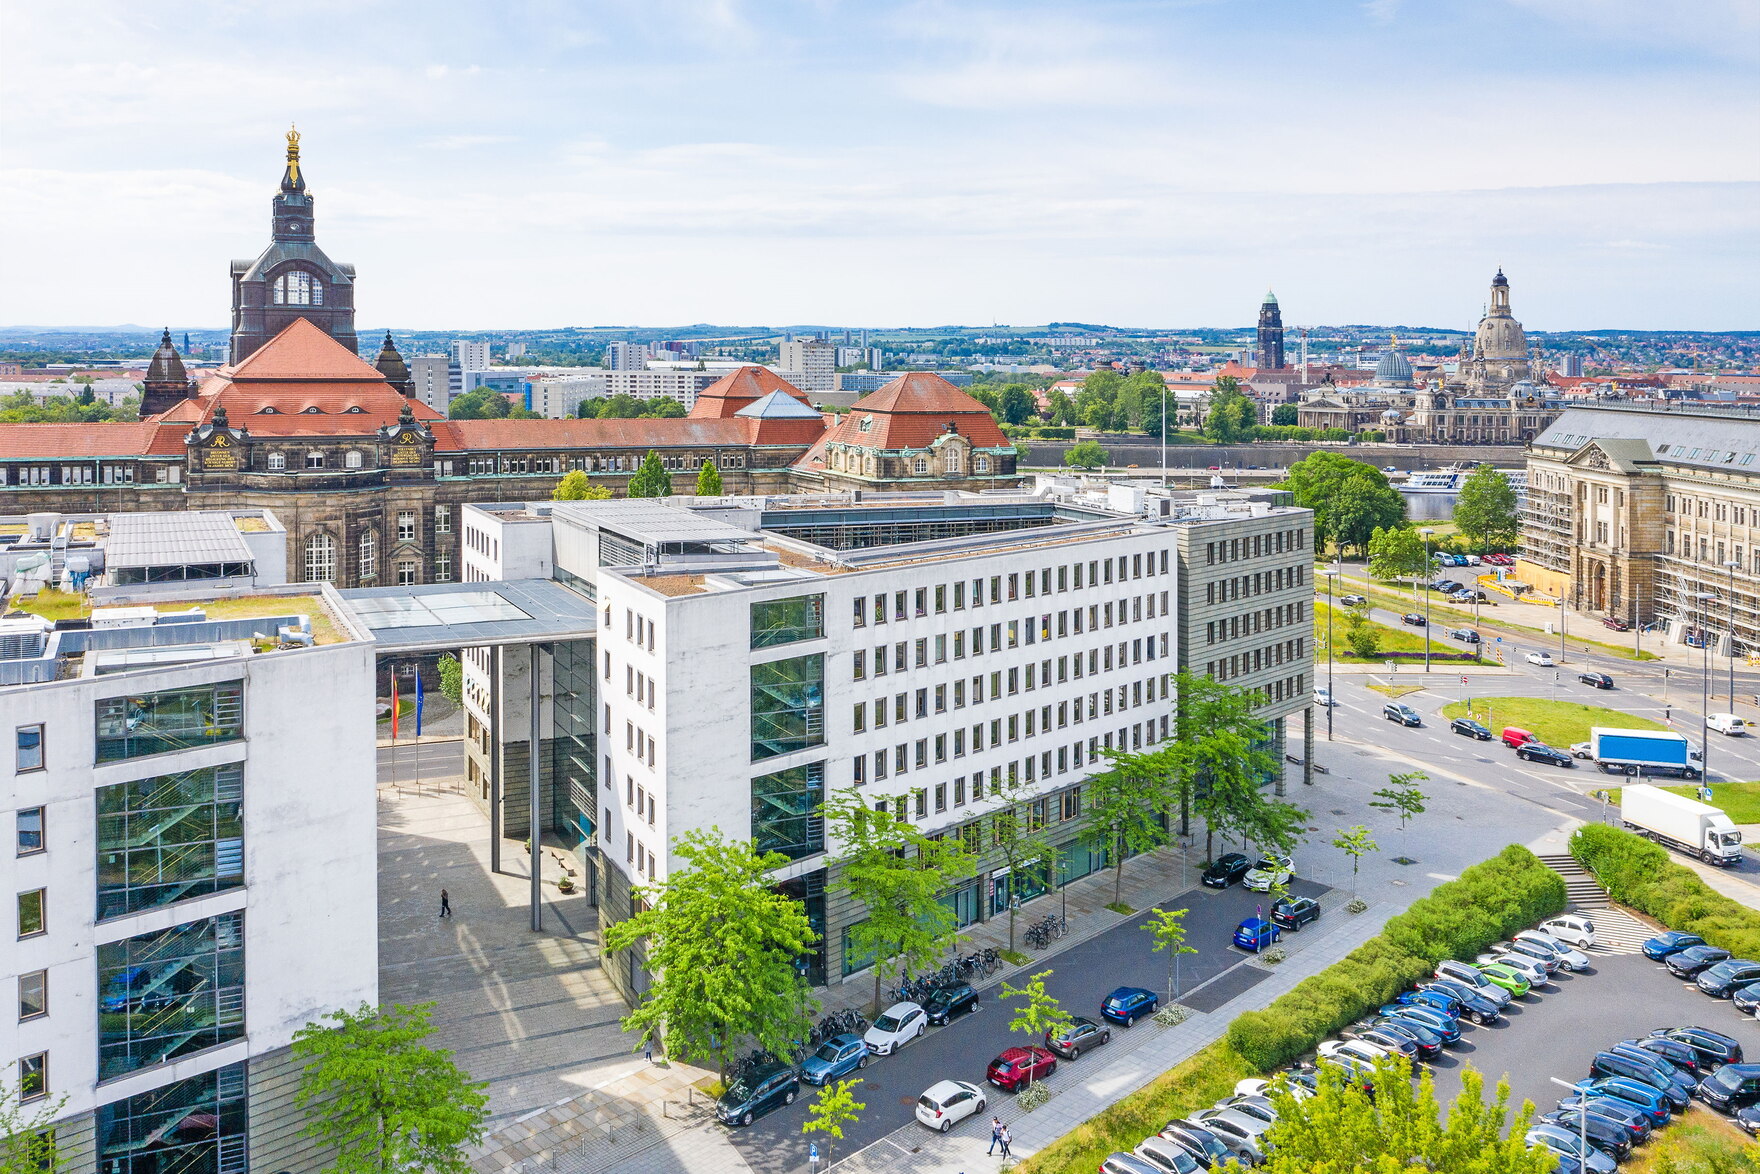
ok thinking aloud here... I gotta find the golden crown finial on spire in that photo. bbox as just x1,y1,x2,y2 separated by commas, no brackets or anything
285,123,301,183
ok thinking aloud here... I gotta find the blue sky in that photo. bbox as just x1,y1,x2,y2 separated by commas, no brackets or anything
1,0,1755,331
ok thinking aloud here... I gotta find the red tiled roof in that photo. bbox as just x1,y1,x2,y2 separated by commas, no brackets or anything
816,373,1010,451
0,421,185,459
689,366,812,418
431,417,759,453
225,318,390,382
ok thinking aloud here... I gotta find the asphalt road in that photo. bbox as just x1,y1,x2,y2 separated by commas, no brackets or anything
376,737,463,781
727,876,1330,1174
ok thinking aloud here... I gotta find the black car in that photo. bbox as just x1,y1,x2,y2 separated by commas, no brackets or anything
1340,594,1368,608
1623,1036,1705,1076
1733,983,1760,1015
1450,717,1493,740
716,1061,799,1127
1045,1015,1111,1059
1420,980,1501,1025
1653,1025,1745,1070
1642,931,1706,961
1539,1108,1633,1160
1362,1018,1440,1059
1401,613,1427,627
922,981,979,1025
1590,1051,1690,1109
1666,945,1733,979
1696,1063,1760,1112
1698,959,1760,998
1577,671,1614,689
1271,896,1321,930
1560,1097,1652,1144
1516,742,1574,767
1447,628,1481,644
1608,1044,1699,1099
1202,852,1252,888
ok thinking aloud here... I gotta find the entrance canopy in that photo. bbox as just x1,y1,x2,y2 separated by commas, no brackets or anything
336,579,595,652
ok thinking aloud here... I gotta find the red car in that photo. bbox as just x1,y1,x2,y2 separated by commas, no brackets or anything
986,1046,1057,1092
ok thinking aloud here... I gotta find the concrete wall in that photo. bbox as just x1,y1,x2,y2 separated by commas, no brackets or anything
1023,440,1527,471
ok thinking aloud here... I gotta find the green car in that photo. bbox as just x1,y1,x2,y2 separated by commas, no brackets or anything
1475,961,1531,997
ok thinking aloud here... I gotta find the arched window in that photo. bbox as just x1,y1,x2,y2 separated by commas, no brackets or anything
359,529,377,579
305,451,324,469
267,451,285,470
973,455,990,474
912,457,928,475
942,447,961,473
304,532,336,583
273,271,323,306
345,450,363,469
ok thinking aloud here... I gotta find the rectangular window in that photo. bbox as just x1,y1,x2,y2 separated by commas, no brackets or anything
95,681,244,763
17,807,44,855
98,912,246,1081
17,889,45,937
750,594,826,649
750,654,826,761
98,1061,248,1174
396,560,417,586
396,511,416,541
435,504,452,533
18,969,46,1020
935,584,947,613
853,596,866,627
16,724,44,772
750,761,826,861
852,650,866,680
852,703,866,734
19,1053,46,1101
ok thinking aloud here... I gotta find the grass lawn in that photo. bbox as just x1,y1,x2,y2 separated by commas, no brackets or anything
1354,582,1659,662
1314,600,1480,664
1440,697,1667,746
1603,781,1760,825
1626,1105,1758,1172
1368,683,1426,699
13,591,342,645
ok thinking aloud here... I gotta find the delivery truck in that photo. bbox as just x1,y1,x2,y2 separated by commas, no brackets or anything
1589,727,1702,779
1620,784,1744,866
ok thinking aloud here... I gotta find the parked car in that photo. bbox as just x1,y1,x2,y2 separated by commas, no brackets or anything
1156,1119,1234,1168
1482,949,1549,986
921,982,979,1026
1271,896,1321,930
1045,1015,1111,1060
1190,1109,1269,1165
1736,1104,1760,1136
1394,987,1466,1019
1132,1137,1201,1174
1555,1097,1653,1144
1621,1036,1705,1077
1363,1017,1441,1058
1350,1025,1423,1062
1421,979,1503,1024
1100,1154,1164,1174
800,1034,870,1084
1101,986,1160,1028
1233,917,1281,951
1474,958,1537,995
1448,590,1477,604
864,1001,927,1055
1708,712,1749,736
1516,741,1574,767
986,1045,1056,1092
1451,717,1493,740
1665,945,1733,980
1435,959,1513,1005
1731,983,1760,1015
1566,1077,1673,1126
1540,915,1598,950
1603,616,1631,631
1495,936,1567,973
1340,594,1368,607
1643,931,1708,961
1201,852,1252,888
1401,613,1427,627
1537,1109,1633,1161
1242,854,1294,891
1383,702,1423,727
1433,580,1463,594
1234,1071,1318,1101
716,1061,799,1126
1319,1038,1391,1067
1589,1051,1690,1108
1652,1025,1745,1070
1697,959,1760,998
1376,1003,1462,1044
1526,1123,1618,1174
1446,627,1481,643
1578,671,1614,689
1211,1094,1277,1126
914,1079,986,1132
1512,929,1589,970
1609,1044,1699,1096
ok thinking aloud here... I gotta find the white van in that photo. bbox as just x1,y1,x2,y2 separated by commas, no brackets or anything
1537,914,1596,950
1708,713,1748,736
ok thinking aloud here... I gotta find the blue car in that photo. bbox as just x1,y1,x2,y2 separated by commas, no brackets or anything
1100,986,1159,1028
1233,917,1281,951
1643,931,1707,961
1570,1077,1673,1125
799,1033,869,1085
1376,1004,1463,1045
1394,987,1464,1018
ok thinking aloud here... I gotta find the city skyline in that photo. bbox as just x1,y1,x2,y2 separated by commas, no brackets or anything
1,0,1756,331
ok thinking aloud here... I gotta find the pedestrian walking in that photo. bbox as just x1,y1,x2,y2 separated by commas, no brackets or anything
439,888,452,918
998,1123,1012,1158
987,1117,1003,1155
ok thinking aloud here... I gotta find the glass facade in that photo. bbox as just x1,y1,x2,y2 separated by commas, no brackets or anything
775,870,827,986
750,594,825,649
95,681,244,763
549,639,598,859
97,913,245,1081
98,1060,248,1174
97,763,244,921
751,761,825,860
750,654,824,762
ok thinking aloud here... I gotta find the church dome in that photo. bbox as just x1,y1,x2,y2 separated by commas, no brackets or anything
1374,346,1413,387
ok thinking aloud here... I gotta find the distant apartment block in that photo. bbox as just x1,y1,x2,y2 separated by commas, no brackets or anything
779,339,838,392
606,342,651,371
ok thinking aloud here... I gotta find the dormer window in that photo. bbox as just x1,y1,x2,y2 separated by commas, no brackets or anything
273,270,323,306
345,450,363,469
258,406,280,414
343,405,365,414
305,451,324,469
267,451,285,470
301,405,324,414
858,416,872,433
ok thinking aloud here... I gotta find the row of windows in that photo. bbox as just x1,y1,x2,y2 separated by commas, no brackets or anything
1206,601,1307,645
439,451,748,479
855,642,1167,732
1205,564,1306,604
1662,532,1760,573
852,716,1168,797
1203,527,1307,565
1208,642,1306,682
1666,496,1754,526
5,463,171,487
852,602,1168,678
852,554,1168,626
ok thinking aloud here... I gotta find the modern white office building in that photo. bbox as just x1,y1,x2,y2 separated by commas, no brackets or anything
2,510,378,1172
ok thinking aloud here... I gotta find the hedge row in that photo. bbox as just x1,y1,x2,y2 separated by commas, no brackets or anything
1571,824,1760,958
1226,845,1566,1069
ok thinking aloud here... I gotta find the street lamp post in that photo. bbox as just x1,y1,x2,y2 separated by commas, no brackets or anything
1323,566,1340,741
1547,1077,1589,1168
1727,560,1740,709
1421,527,1435,672
1696,590,1718,787
1161,382,1169,492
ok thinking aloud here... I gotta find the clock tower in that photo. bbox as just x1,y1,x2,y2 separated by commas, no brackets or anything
228,127,359,365
1256,290,1286,370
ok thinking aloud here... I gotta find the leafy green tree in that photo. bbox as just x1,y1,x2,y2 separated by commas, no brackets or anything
1064,440,1109,469
1174,671,1305,859
1202,377,1258,443
1000,969,1070,1089
435,652,463,704
0,387,138,423
291,1002,489,1174
603,829,820,1080
1,1082,67,1172
1143,906,1199,1002
1329,474,1406,557
801,1078,866,1165
1082,745,1182,905
1257,1057,1553,1173
1367,525,1430,589
1454,464,1521,549
1371,771,1429,832
987,771,1060,950
998,384,1038,425
695,458,724,496
645,396,687,418
823,787,976,1013
1278,453,1406,554
1343,608,1382,659
626,451,672,497
447,387,512,419
552,470,612,501
1332,824,1379,898
1271,403,1298,426
1045,388,1077,426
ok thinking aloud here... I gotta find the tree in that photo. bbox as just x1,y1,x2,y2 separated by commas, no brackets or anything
626,451,672,498
1332,824,1379,898
1257,1057,1554,1173
1278,453,1406,555
602,829,820,1080
999,969,1070,1089
435,653,463,703
291,1002,489,1174
1045,388,1077,426
2,1082,67,1172
552,470,612,501
801,1078,865,1165
987,771,1060,950
1202,377,1258,444
695,458,724,496
646,396,687,418
823,787,976,1013
1082,745,1181,905
1143,906,1199,1002
1343,608,1382,659
1271,403,1298,426
1174,671,1306,860
1366,525,1430,590
1329,474,1406,557
1370,770,1429,832
1064,440,1108,469
1454,464,1521,549
448,387,512,419
998,384,1038,425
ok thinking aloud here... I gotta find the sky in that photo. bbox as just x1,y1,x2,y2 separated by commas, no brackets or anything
1,0,1757,333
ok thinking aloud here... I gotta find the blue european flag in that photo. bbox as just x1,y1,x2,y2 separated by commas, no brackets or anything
415,671,424,737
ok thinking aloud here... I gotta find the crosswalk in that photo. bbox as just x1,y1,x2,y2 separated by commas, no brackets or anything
1581,906,1655,956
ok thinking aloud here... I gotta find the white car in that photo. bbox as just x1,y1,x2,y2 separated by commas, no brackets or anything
1317,1038,1389,1066
1512,929,1590,971
1538,914,1597,950
1242,854,1295,892
1314,687,1336,707
1526,650,1556,667
1569,741,1593,759
1234,1075,1315,1102
864,1001,927,1055
1708,713,1748,736
914,1079,985,1132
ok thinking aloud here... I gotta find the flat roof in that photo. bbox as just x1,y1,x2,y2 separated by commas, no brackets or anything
552,499,760,546
337,580,595,651
106,511,254,570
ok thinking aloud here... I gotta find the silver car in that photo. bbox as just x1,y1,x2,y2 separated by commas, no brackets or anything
1513,929,1591,971
1193,1108,1269,1164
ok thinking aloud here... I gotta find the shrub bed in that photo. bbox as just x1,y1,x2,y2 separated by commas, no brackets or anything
1571,824,1760,958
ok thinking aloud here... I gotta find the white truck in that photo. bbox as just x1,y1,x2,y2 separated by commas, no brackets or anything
1620,784,1744,866
1589,727,1701,779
